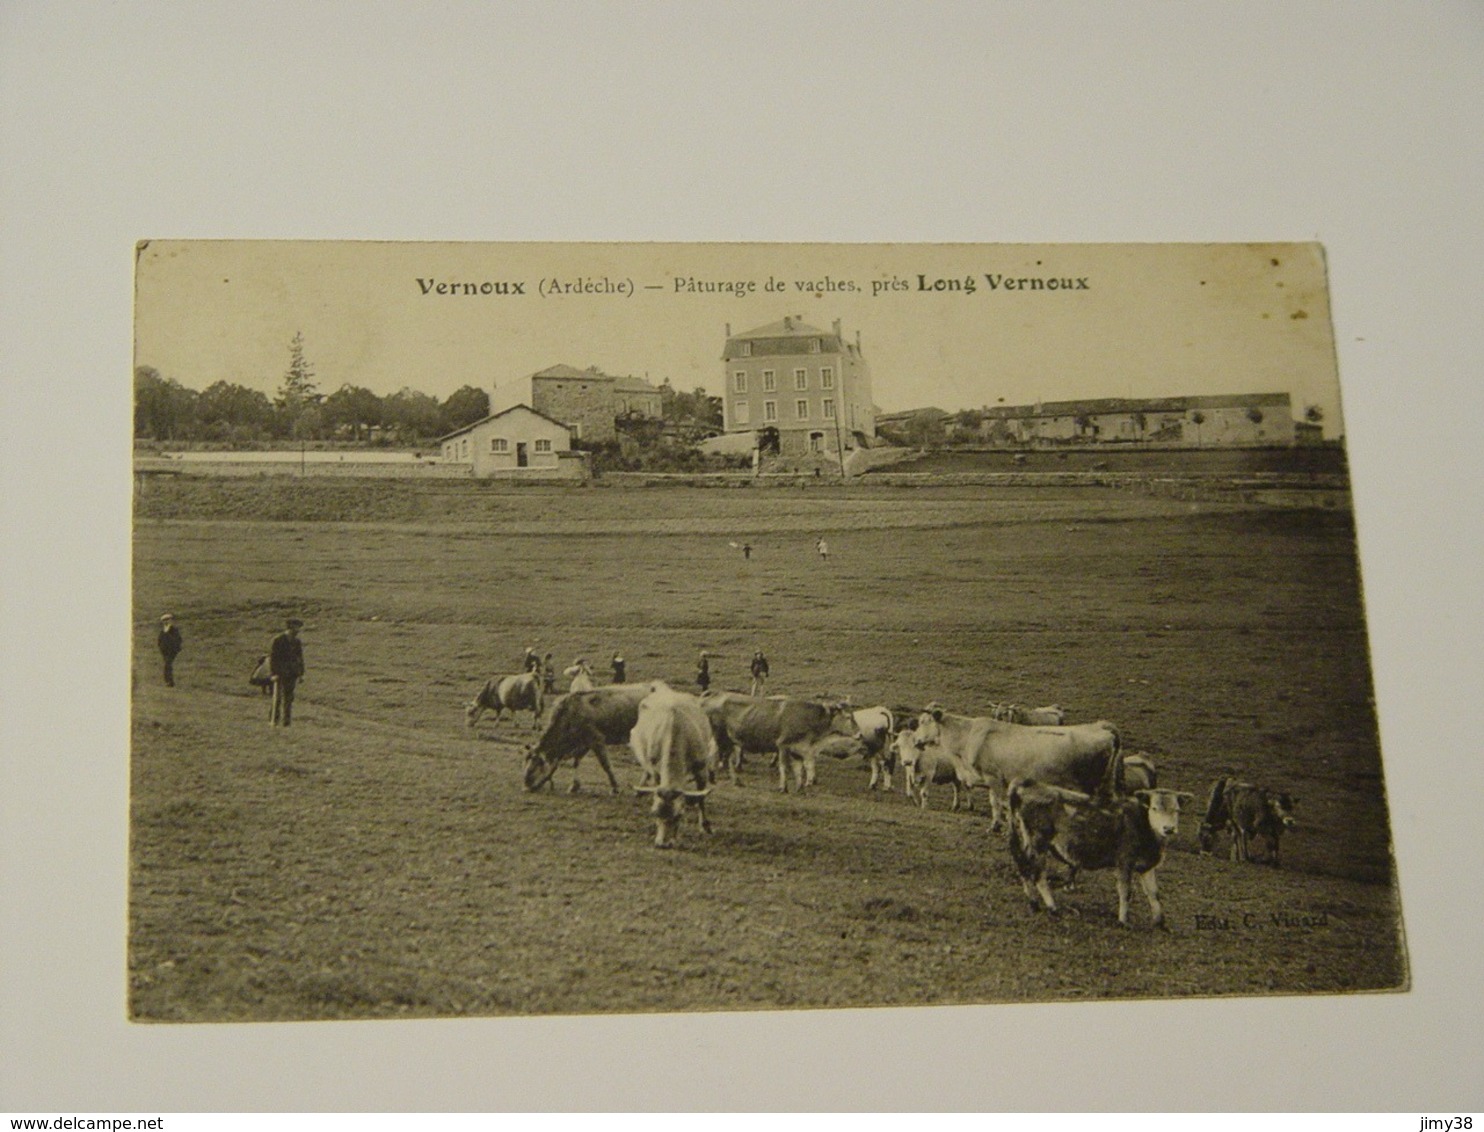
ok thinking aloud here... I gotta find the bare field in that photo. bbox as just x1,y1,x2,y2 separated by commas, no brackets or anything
129,482,1405,1021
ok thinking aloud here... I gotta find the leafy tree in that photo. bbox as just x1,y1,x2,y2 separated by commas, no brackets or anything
1305,405,1324,424
134,366,198,441
382,386,443,441
323,383,384,440
440,385,491,434
196,380,275,442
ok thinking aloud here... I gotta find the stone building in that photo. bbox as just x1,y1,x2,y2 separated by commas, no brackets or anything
975,392,1298,447
490,364,663,443
721,316,876,457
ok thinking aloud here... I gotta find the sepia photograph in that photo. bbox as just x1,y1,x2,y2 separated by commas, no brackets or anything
129,240,1405,1021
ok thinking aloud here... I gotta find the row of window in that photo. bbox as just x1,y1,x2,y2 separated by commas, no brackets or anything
736,339,824,357
733,367,833,394
733,398,836,426
443,437,556,460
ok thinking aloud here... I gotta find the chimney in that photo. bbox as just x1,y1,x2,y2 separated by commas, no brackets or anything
833,318,842,339
784,316,793,331
725,322,731,338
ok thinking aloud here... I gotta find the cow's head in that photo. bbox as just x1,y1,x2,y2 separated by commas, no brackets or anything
912,705,946,751
1268,792,1299,829
522,745,559,792
634,785,711,849
1136,789,1194,842
890,724,921,777
464,699,483,728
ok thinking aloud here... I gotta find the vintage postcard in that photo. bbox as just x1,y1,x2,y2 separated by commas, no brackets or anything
130,241,1405,1021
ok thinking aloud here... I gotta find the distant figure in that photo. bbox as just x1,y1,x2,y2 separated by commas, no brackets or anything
269,617,306,727
522,646,541,674
564,658,595,692
611,653,627,683
815,537,829,561
742,542,752,560
696,650,711,693
749,649,770,696
541,652,557,696
156,614,182,687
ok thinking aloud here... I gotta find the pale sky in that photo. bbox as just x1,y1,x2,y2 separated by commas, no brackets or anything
135,241,1343,432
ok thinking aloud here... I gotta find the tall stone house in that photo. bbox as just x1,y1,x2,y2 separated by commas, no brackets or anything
721,317,876,456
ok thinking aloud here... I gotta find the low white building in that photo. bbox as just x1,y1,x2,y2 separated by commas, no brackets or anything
437,405,587,479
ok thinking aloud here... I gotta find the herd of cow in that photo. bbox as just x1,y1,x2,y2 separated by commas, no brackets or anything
464,670,1300,929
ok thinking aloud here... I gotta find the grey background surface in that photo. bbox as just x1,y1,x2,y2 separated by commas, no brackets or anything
2,2,1480,1112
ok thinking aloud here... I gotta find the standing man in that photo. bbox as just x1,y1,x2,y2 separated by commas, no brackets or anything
749,649,770,696
742,542,752,560
696,649,711,693
269,617,306,727
541,652,557,696
815,537,830,562
156,614,182,687
611,653,627,684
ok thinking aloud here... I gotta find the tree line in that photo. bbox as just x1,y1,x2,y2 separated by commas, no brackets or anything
134,332,491,446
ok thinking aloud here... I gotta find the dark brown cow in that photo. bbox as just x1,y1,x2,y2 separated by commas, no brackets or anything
466,671,545,729
1198,776,1298,865
521,682,662,794
1008,759,1194,928
631,687,718,848
701,691,863,792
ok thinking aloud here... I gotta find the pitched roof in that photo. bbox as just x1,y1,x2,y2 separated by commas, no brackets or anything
436,403,574,443
532,363,613,381
613,374,660,394
732,317,829,339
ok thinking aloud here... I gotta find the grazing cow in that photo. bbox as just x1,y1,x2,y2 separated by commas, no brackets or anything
1198,776,1298,866
908,706,1121,831
701,691,863,792
827,705,903,791
465,672,545,729
521,682,662,794
990,703,1067,726
1008,760,1194,928
631,687,719,848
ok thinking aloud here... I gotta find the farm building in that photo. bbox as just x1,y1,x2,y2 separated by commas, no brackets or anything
721,316,877,457
436,404,587,479
970,392,1299,447
491,364,663,444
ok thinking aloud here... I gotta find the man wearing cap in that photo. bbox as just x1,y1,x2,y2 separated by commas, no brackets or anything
611,653,626,684
269,617,307,727
696,649,711,693
156,614,182,687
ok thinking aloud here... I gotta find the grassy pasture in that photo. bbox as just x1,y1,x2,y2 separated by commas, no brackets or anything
130,481,1405,1021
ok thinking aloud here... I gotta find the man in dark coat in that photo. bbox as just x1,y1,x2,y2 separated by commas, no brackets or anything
269,617,307,726
696,649,711,692
156,614,182,687
749,649,770,696
611,653,626,683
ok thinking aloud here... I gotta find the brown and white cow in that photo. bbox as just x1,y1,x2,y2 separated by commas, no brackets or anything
1008,764,1194,928
701,691,863,792
1198,776,1298,866
465,671,545,729
631,686,719,848
908,706,1121,831
521,682,664,794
